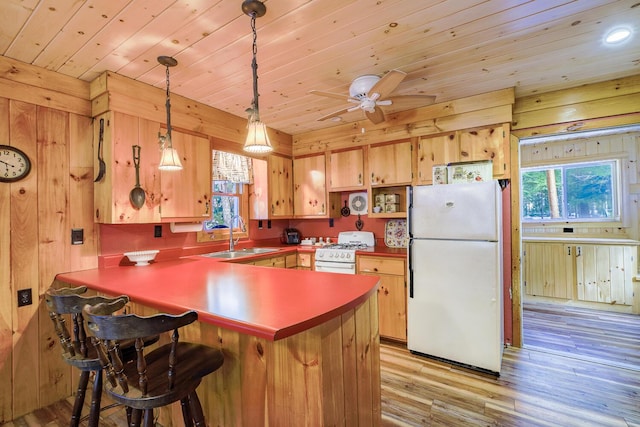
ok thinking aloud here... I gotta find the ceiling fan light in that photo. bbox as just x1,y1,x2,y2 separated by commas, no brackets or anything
244,120,272,153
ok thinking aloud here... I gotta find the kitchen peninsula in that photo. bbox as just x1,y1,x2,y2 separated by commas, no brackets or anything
54,256,381,426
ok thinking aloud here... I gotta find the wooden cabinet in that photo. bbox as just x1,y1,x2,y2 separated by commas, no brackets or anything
250,155,293,219
524,241,635,306
415,132,458,185
357,255,407,341
328,148,365,191
524,242,574,299
285,253,297,269
575,244,635,305
459,124,510,179
293,154,340,218
94,111,211,223
298,252,313,271
414,124,510,185
369,140,412,187
159,129,211,221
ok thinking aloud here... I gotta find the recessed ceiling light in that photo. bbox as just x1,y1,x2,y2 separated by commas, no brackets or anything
604,27,632,45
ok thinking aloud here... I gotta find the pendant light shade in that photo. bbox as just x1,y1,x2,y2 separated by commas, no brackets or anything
242,0,272,154
157,55,183,170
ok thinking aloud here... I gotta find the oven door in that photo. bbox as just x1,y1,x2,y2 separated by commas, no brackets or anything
314,260,356,275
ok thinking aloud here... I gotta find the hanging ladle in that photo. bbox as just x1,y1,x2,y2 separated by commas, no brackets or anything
129,145,145,209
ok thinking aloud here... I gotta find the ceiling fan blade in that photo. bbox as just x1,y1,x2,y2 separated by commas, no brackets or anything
309,90,358,103
317,107,352,121
367,70,406,100
366,106,386,124
383,95,437,110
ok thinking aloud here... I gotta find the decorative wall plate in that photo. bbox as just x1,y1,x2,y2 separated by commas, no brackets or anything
385,219,407,248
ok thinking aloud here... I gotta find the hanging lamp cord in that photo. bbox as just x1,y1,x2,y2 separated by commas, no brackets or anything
165,64,172,140
250,12,260,121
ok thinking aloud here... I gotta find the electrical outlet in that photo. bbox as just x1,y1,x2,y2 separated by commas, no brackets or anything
154,225,162,238
17,289,32,307
71,228,84,245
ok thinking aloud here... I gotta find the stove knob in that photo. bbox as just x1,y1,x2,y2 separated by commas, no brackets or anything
340,253,346,259
317,252,323,259
346,253,352,260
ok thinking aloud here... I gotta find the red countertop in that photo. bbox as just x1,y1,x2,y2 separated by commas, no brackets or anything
55,257,380,342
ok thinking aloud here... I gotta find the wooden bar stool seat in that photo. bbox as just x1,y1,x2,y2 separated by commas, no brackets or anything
45,286,142,427
83,305,224,427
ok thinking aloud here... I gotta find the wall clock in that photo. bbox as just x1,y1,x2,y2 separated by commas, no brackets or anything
0,145,31,182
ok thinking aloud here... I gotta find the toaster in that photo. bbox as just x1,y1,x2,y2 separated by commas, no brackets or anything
281,228,301,245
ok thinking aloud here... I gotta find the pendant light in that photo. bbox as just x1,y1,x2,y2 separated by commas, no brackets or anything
157,55,183,171
242,0,272,154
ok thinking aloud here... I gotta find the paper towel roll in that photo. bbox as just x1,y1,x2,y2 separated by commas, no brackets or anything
170,222,203,233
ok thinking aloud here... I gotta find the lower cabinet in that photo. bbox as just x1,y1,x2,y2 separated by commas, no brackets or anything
357,255,407,341
524,242,636,306
297,252,313,271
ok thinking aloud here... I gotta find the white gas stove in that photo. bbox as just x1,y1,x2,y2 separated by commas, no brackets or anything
314,231,375,274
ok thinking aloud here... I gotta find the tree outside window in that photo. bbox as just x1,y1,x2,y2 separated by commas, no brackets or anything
521,160,618,222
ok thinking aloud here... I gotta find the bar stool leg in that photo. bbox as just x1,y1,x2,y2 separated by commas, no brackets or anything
187,392,206,427
130,408,142,427
87,370,103,427
70,370,90,427
180,397,194,427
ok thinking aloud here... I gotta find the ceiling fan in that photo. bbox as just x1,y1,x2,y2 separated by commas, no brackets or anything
309,70,436,125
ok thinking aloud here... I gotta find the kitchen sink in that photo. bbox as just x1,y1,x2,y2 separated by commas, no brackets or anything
202,248,279,259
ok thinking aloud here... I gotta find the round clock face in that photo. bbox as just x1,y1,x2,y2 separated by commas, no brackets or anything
0,145,31,182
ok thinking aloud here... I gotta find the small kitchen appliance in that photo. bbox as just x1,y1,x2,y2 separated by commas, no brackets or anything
281,228,301,245
314,231,375,274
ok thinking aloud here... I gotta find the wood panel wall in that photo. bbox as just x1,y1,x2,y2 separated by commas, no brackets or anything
0,57,97,422
509,73,640,347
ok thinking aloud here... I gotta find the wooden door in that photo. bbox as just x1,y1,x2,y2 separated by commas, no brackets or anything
329,148,364,190
294,154,328,217
160,130,211,221
358,256,407,341
576,245,634,305
415,132,458,185
524,242,574,299
458,124,510,179
268,155,294,218
369,140,412,186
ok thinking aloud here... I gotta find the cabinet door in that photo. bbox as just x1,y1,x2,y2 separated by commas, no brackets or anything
458,124,510,179
524,242,574,299
269,155,294,218
358,256,407,341
160,130,211,220
94,111,161,224
415,133,458,185
253,255,286,268
576,245,634,305
369,140,412,186
329,148,364,190
294,154,328,217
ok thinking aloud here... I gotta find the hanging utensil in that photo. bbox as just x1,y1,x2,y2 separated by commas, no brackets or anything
129,145,145,209
355,214,364,231
341,200,350,217
94,118,106,182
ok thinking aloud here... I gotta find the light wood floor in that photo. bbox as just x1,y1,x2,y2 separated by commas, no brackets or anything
4,303,640,426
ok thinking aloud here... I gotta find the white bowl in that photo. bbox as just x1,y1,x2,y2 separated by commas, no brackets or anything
124,250,159,266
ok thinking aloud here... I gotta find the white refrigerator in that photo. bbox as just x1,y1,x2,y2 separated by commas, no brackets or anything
407,180,503,375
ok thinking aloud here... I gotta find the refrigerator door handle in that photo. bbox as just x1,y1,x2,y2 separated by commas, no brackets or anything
408,239,414,298
407,186,413,239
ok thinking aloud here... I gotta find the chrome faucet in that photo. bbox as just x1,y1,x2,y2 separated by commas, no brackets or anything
228,215,246,252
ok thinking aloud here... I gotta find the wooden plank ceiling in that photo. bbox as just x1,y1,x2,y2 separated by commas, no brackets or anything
1,0,638,136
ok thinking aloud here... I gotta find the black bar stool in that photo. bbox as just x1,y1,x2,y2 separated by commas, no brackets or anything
83,304,224,427
45,286,132,427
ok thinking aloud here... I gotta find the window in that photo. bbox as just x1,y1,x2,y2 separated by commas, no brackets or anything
521,160,620,223
198,151,251,242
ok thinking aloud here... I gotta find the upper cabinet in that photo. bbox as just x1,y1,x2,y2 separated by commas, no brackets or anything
415,132,458,185
293,154,340,218
159,130,211,221
369,140,412,187
328,148,365,191
250,155,294,219
93,111,212,224
458,123,510,179
414,124,511,185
